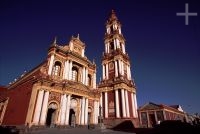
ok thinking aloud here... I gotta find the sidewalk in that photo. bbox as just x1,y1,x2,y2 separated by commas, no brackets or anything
26,127,135,134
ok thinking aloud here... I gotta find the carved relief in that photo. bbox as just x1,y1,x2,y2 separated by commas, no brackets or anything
49,92,61,103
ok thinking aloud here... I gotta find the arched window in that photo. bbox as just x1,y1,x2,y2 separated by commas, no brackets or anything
72,66,78,81
52,61,61,76
88,74,92,86
110,40,114,52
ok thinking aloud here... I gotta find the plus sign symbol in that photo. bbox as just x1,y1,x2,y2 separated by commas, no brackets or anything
176,3,198,25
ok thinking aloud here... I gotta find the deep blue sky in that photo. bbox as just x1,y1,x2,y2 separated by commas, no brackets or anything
0,0,199,114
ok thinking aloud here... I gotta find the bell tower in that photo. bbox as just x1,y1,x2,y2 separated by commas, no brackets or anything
98,10,139,127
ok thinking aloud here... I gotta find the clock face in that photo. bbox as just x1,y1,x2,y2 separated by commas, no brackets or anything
109,62,114,70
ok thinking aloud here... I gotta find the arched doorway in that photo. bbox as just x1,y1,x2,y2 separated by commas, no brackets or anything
88,107,92,125
69,109,75,127
46,102,57,127
69,98,77,127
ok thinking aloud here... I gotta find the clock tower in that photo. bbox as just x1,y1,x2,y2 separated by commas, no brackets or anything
98,10,139,127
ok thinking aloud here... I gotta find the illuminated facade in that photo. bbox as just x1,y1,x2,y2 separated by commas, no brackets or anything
0,36,100,127
0,10,139,128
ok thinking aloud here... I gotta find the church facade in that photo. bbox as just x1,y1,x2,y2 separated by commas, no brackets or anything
1,35,100,128
0,11,139,128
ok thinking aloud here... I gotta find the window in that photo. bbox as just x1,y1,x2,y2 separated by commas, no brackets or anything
88,74,91,86
110,25,114,33
141,112,148,125
156,111,164,121
72,67,78,81
110,41,114,51
52,61,61,76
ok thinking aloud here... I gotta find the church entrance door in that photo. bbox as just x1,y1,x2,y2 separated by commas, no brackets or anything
69,109,75,127
46,108,56,127
149,113,156,127
46,102,57,127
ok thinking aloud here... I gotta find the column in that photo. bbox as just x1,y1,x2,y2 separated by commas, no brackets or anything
121,61,124,75
118,60,122,75
105,44,107,53
78,99,82,125
85,68,88,85
57,95,64,124
63,61,66,79
93,73,96,88
65,95,71,125
107,43,110,53
82,67,85,84
66,60,69,79
60,94,67,125
163,111,166,120
48,55,54,75
127,64,130,80
93,101,99,124
100,93,103,116
115,60,118,77
125,90,130,117
106,27,109,34
114,39,117,50
131,92,136,117
68,61,72,80
33,90,44,125
97,101,99,119
84,98,88,124
121,89,126,118
122,43,125,54
93,101,97,124
129,65,132,79
102,64,105,80
147,112,150,128
94,101,99,124
39,91,50,125
63,60,69,79
106,63,108,79
82,49,85,57
81,97,85,125
133,94,138,117
115,89,120,118
154,111,158,124
116,39,120,48
104,92,108,118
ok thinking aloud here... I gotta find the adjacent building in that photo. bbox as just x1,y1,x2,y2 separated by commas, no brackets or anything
138,102,186,128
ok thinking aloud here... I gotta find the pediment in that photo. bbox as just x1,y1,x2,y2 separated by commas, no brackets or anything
139,102,161,110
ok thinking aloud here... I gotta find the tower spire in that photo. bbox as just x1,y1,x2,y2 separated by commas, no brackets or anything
77,33,80,39
109,9,118,21
53,36,57,44
51,36,57,46
98,11,138,126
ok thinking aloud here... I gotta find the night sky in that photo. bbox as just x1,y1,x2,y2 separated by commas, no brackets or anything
0,0,199,114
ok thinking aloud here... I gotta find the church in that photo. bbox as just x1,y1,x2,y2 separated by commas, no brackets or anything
0,10,139,128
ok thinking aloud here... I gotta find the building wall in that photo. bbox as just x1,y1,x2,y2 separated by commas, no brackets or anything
2,70,41,126
138,109,185,128
108,90,115,117
128,91,133,117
